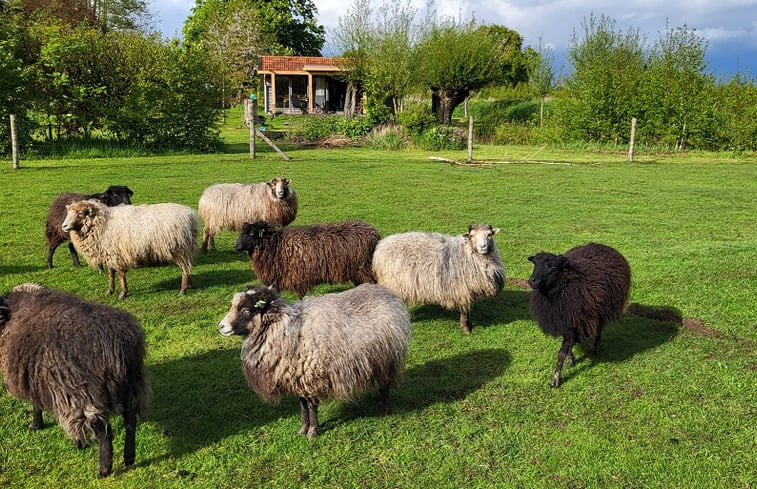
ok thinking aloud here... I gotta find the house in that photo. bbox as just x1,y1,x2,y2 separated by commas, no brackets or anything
257,56,350,115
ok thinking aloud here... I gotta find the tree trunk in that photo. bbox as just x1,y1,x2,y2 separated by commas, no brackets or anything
345,82,356,118
435,88,467,125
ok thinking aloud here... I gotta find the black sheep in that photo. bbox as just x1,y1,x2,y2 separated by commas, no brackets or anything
528,243,631,387
234,220,379,298
0,283,148,477
45,185,133,268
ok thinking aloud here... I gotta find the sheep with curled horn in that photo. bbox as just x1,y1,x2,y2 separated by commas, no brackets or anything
527,242,631,387
45,185,133,269
61,199,197,299
0,283,148,477
219,284,411,439
198,177,298,252
372,224,505,334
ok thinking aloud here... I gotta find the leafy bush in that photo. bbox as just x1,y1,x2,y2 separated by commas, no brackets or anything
301,115,340,141
396,104,436,137
414,125,466,151
337,117,374,139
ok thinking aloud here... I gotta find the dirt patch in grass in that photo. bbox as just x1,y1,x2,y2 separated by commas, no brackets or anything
507,277,531,290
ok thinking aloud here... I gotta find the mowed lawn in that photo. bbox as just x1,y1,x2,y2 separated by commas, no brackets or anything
0,143,755,488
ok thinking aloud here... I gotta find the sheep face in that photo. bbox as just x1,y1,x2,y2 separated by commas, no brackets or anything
464,224,500,255
527,252,571,294
0,300,9,329
233,221,271,254
267,177,291,199
61,200,99,233
103,186,133,206
219,286,280,337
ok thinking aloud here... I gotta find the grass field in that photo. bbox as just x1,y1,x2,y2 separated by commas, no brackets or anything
0,138,755,488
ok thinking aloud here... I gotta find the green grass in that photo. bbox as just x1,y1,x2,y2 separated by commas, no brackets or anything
0,142,755,488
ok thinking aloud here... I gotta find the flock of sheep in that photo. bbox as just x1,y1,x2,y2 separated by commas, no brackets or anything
0,177,631,477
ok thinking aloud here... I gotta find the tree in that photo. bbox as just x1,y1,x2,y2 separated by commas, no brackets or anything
643,22,713,149
528,39,555,127
332,0,373,117
556,14,646,143
414,19,503,124
183,0,324,56
0,0,33,154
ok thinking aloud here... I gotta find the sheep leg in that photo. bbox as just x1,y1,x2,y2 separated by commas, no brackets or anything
306,398,319,439
179,270,191,296
118,271,129,300
379,384,391,415
46,243,59,269
107,269,116,296
123,409,137,467
298,397,310,435
68,242,82,268
29,406,43,430
592,328,603,354
94,418,114,477
551,336,575,388
459,309,473,334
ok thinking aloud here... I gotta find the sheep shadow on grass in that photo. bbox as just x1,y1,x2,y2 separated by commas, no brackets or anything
550,306,680,386
409,289,531,329
146,348,289,458
327,348,510,430
150,268,253,293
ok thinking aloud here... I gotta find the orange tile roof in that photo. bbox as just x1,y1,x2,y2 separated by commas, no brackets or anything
259,56,346,72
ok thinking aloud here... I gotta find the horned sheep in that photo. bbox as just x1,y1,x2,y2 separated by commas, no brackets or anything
527,242,631,387
45,185,133,269
219,284,411,439
371,224,505,333
61,200,198,299
234,220,379,298
198,177,298,252
0,283,148,477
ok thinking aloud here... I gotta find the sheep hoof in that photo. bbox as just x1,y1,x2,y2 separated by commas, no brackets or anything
75,439,87,449
98,466,111,478
460,323,473,334
298,424,308,436
306,427,318,440
550,376,562,388
118,292,129,300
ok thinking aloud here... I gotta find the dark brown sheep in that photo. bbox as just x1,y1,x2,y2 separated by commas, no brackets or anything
45,185,133,268
0,283,148,477
528,243,631,387
233,220,380,298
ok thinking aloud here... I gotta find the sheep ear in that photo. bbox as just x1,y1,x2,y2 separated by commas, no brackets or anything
285,178,291,185
527,255,535,263
492,227,500,235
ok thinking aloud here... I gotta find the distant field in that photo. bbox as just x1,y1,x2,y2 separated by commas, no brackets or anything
0,144,755,488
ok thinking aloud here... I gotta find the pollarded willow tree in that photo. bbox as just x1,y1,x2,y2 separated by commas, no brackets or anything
414,19,506,125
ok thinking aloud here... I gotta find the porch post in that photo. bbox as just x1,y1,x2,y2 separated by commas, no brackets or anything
307,73,313,114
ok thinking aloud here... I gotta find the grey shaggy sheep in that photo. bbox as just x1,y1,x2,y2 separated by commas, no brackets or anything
198,177,298,252
219,284,411,439
528,242,631,387
233,220,379,298
0,283,148,477
45,185,133,269
372,224,505,333
61,199,198,299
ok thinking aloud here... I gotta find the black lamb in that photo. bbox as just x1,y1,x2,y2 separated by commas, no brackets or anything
45,185,133,268
527,243,631,387
0,283,148,477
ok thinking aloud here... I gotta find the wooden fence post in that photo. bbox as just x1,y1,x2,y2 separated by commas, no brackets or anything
628,117,637,162
467,116,474,163
249,94,257,160
10,114,19,169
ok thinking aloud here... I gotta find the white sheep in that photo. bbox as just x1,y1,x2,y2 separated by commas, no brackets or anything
219,284,411,439
198,177,298,252
61,200,198,299
372,224,505,333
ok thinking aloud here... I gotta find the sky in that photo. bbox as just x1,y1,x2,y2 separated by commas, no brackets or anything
149,0,757,77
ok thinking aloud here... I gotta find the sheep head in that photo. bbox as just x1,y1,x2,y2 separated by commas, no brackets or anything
527,252,575,295
464,224,500,255
234,221,273,254
103,185,133,206
266,177,292,199
219,285,281,337
62,200,102,234
0,299,9,329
